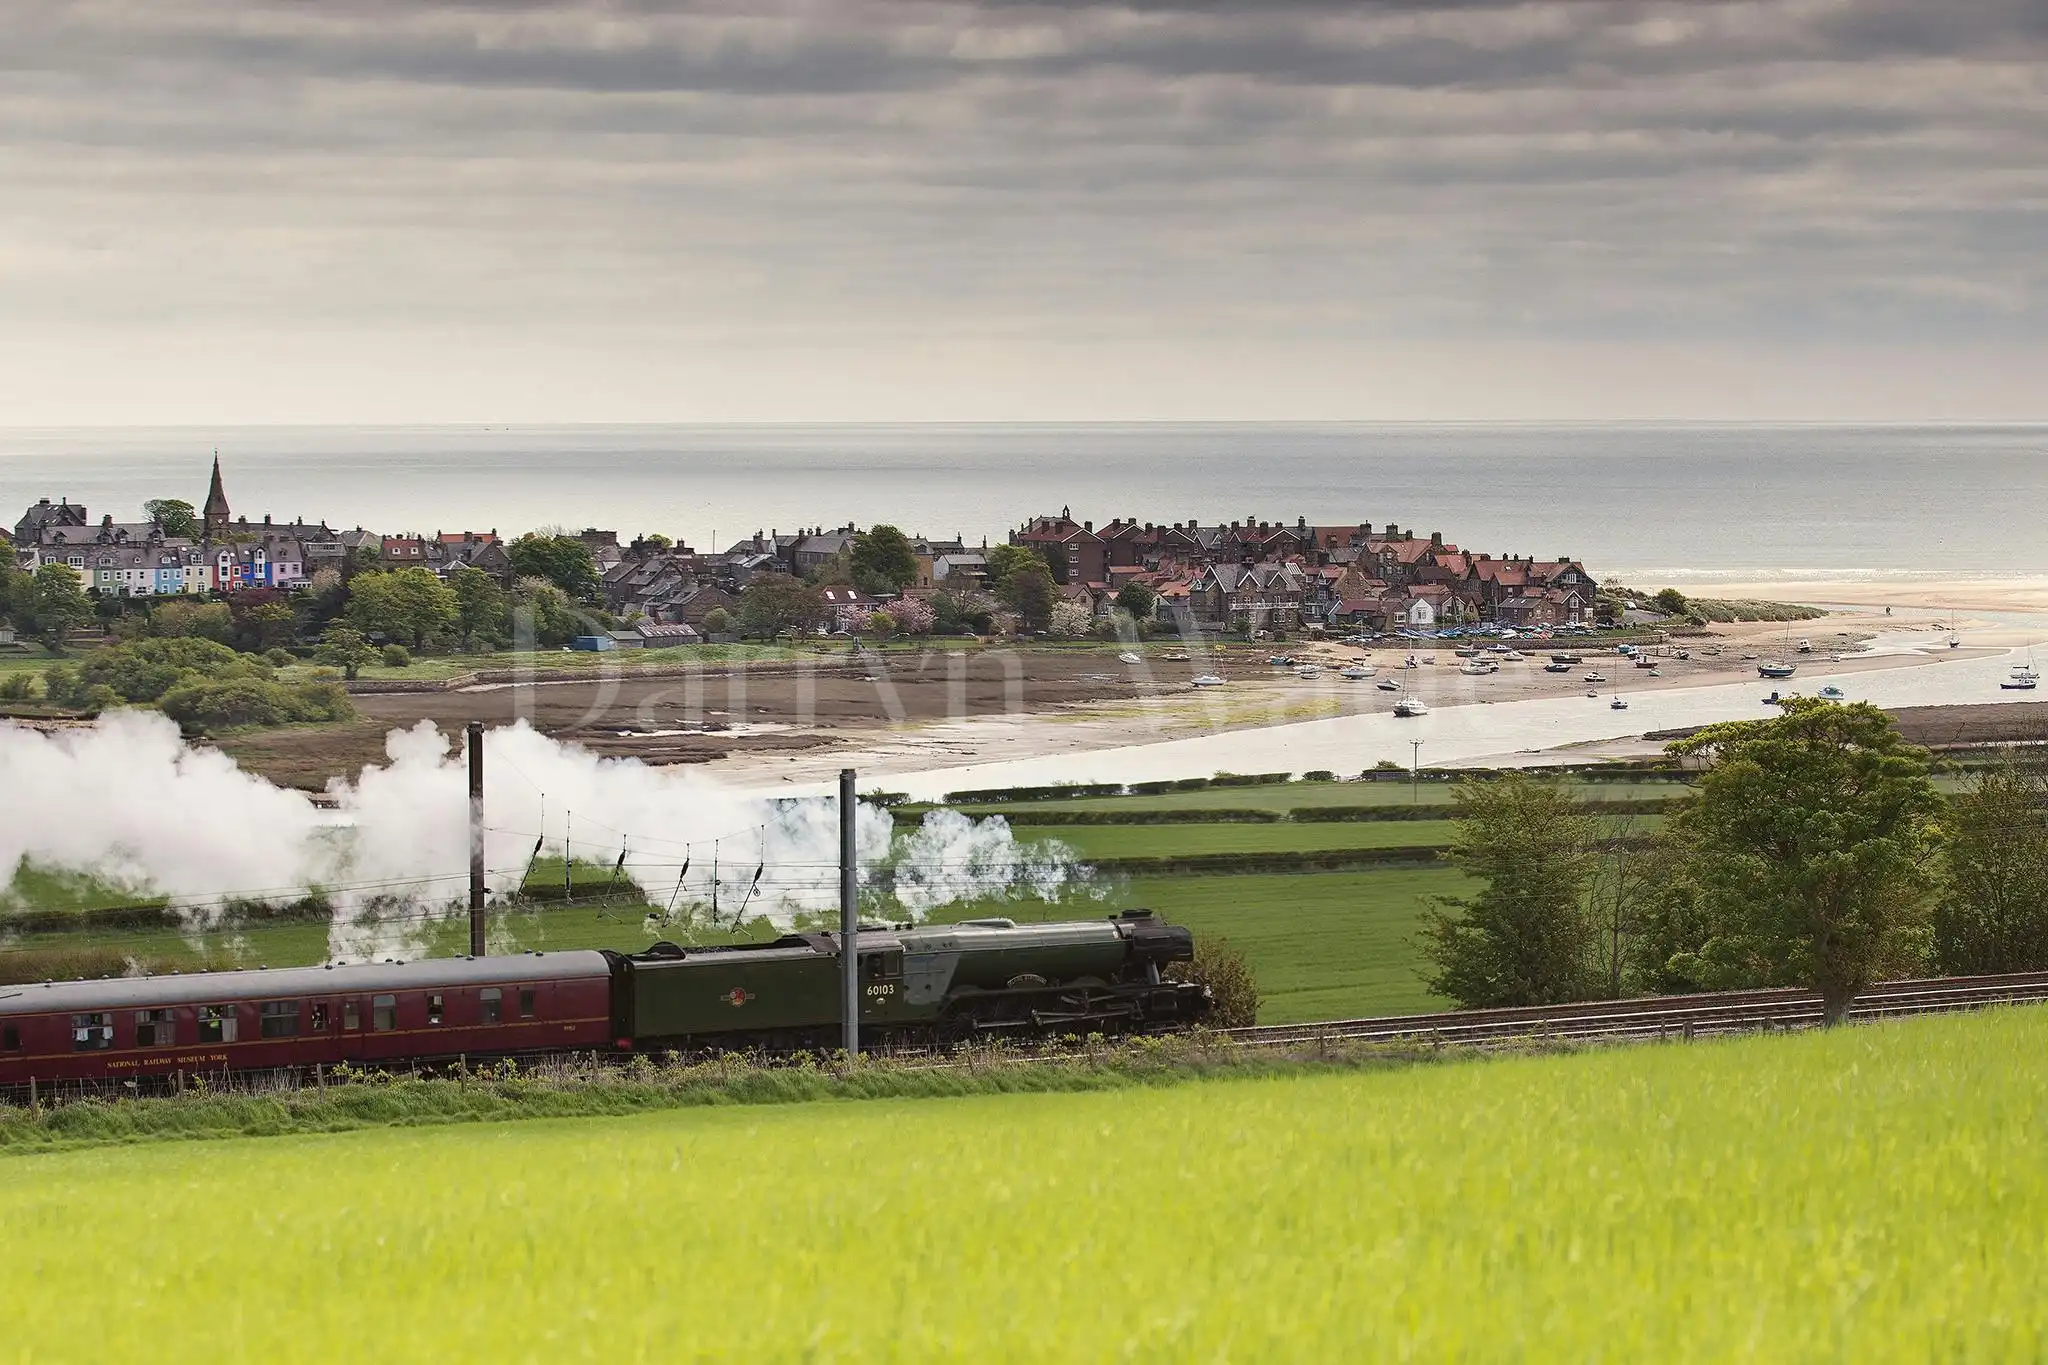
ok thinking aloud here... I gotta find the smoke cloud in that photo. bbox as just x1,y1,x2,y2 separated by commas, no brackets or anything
0,712,1093,961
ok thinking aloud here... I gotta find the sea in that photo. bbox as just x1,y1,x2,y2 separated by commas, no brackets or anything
2,423,2043,584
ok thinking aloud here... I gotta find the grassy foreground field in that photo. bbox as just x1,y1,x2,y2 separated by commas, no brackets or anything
5,1007,2043,1361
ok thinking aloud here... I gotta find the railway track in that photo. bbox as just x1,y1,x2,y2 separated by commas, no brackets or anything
1225,969,2048,1051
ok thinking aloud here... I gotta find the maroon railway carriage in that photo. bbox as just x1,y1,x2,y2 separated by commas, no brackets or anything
0,951,614,1087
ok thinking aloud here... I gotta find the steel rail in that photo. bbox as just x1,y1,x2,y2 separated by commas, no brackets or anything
1222,970,2048,1050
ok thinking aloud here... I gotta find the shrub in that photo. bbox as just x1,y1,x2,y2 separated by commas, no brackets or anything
701,607,733,636
158,677,355,732
1048,600,1094,639
1300,770,1336,782
381,644,412,668
0,673,38,702
889,596,935,637
1169,936,1261,1028
71,637,266,704
263,648,295,668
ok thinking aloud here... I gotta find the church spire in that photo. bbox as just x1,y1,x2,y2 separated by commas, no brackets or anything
203,452,232,538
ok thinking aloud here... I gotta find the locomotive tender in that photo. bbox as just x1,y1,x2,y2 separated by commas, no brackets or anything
0,910,1208,1086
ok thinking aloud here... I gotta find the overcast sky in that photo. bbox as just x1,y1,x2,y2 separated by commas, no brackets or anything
2,0,2044,423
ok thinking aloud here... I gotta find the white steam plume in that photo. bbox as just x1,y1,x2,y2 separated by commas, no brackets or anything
0,712,1095,961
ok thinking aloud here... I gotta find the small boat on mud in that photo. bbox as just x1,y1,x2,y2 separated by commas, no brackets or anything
1610,696,1629,710
1118,652,1143,665
1191,674,1226,688
1393,695,1429,718
1339,664,1373,680
1817,685,1846,701
1758,661,1797,679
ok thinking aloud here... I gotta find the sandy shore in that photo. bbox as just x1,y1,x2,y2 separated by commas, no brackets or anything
709,609,2048,790
1691,577,2048,617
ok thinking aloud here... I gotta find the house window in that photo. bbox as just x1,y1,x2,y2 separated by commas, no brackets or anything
518,988,536,1019
259,1001,300,1038
479,988,502,1025
72,1012,115,1051
372,995,397,1031
198,1005,238,1044
427,994,444,1025
343,1000,361,1030
135,1008,176,1047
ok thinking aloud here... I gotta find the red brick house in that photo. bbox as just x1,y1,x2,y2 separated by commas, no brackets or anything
1013,509,1107,586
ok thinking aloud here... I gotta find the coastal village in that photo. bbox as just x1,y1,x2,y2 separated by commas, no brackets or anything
5,459,1598,644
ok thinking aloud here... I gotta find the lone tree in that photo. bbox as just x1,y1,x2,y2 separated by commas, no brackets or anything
983,543,1047,596
507,533,598,600
145,498,202,539
1114,581,1157,621
316,626,378,680
1005,564,1057,632
851,524,919,593
14,564,94,652
1418,774,1600,1008
1934,759,2048,975
736,575,826,640
347,566,459,649
1652,587,1691,617
1665,699,1940,1023
448,564,510,649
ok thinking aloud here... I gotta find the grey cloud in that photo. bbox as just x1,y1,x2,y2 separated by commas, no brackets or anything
0,0,2042,421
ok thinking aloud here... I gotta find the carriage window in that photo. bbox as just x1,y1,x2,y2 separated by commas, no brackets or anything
71,1012,115,1051
518,988,536,1019
427,994,444,1025
479,988,502,1024
371,995,396,1031
309,1003,329,1032
198,1006,238,1044
260,1001,300,1038
2,1026,18,1051
343,1001,361,1030
134,1009,176,1047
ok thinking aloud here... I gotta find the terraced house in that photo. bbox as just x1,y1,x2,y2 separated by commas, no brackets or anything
10,462,344,600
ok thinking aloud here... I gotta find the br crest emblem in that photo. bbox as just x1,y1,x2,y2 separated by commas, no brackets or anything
725,987,754,1008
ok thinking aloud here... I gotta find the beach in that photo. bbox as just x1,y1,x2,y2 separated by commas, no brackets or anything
696,588,2048,797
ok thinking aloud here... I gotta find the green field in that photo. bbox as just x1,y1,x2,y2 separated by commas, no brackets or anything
1026,819,1461,856
5,1007,2041,1360
951,776,1688,813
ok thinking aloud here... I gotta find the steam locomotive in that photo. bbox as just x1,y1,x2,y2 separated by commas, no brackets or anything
0,911,1208,1087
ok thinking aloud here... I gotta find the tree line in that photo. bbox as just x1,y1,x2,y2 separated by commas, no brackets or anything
1419,699,2046,1022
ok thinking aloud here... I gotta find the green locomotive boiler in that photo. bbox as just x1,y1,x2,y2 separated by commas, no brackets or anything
607,909,1209,1050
